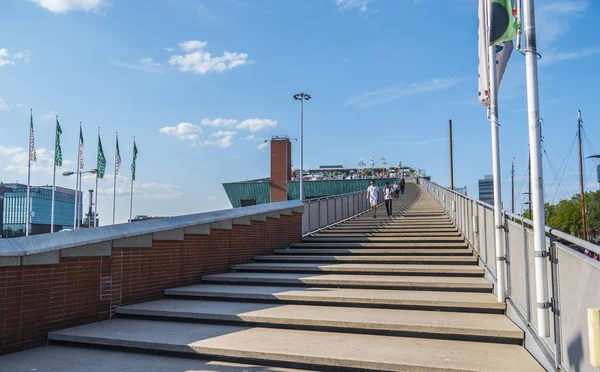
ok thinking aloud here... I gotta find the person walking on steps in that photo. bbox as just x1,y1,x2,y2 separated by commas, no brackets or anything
400,177,406,194
366,180,379,218
384,182,393,217
393,181,400,199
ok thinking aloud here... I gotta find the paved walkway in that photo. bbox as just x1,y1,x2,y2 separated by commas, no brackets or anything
0,183,544,371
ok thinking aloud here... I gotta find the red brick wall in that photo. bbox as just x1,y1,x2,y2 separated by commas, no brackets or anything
270,138,292,203
0,213,302,355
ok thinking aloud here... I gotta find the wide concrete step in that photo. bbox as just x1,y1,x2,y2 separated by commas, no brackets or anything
329,227,458,232
342,221,454,226
0,345,311,372
274,248,475,256
230,263,484,277
254,255,477,265
166,285,504,313
290,242,469,249
117,299,524,344
48,319,542,371
201,272,492,292
313,231,462,237
302,236,465,243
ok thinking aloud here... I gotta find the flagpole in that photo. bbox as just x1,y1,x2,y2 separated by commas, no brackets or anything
523,0,550,338
487,0,506,303
51,115,58,233
78,171,82,228
129,136,135,222
26,109,33,237
94,127,100,228
113,132,118,224
74,122,82,230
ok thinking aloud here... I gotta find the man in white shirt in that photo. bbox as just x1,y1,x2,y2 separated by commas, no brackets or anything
366,180,379,218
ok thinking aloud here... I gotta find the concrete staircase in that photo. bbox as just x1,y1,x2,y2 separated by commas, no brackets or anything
37,183,543,371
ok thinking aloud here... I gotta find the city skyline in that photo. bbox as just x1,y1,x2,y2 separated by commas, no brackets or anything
1,0,599,223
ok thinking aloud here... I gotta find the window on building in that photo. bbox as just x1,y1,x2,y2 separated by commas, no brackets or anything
240,199,257,207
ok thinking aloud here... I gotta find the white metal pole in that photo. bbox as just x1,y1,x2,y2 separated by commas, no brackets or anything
78,172,82,229
113,133,118,225
26,112,32,237
51,116,58,233
523,0,550,337
94,176,98,227
73,170,79,230
300,98,304,200
488,2,506,303
129,136,134,222
94,127,99,227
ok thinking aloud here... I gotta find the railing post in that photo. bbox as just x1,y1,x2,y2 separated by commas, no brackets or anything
504,214,512,298
522,218,532,323
549,235,563,369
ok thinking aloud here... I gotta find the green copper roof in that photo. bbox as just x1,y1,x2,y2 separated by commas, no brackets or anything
223,178,398,208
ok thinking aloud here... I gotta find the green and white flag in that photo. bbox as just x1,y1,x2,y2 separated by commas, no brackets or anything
55,118,62,167
97,135,106,178
489,0,517,46
131,140,138,181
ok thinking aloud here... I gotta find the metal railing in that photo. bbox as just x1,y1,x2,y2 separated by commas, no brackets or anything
420,178,600,372
302,190,384,235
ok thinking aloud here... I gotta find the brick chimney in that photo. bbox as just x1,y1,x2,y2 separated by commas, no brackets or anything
270,137,292,202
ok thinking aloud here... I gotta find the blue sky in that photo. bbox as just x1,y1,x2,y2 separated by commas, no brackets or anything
0,0,599,223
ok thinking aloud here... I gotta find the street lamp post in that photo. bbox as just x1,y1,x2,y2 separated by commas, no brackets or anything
293,92,311,200
63,169,98,229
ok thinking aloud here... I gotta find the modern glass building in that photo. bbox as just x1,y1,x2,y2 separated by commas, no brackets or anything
478,175,495,205
0,183,82,237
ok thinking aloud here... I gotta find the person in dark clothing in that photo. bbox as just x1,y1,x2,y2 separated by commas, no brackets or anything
400,178,406,194
383,182,393,217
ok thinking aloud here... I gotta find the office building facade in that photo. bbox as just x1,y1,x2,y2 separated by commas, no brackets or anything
478,175,495,205
0,183,82,237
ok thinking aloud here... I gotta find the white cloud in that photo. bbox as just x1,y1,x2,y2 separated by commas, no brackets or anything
258,142,268,151
112,58,163,73
30,0,108,13
159,122,203,145
0,99,9,112
168,41,249,75
98,177,183,200
0,48,14,67
12,50,31,63
0,146,23,156
178,40,208,52
0,48,30,67
335,0,373,12
541,47,600,65
245,135,256,140
1,147,73,176
344,78,460,108
201,118,237,127
536,1,587,48
204,130,236,148
236,118,277,132
41,110,58,120
164,47,175,53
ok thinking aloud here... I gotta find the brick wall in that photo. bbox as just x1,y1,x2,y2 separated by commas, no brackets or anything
0,213,302,355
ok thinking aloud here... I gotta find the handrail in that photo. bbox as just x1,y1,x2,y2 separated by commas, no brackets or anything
0,200,304,257
423,178,600,256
